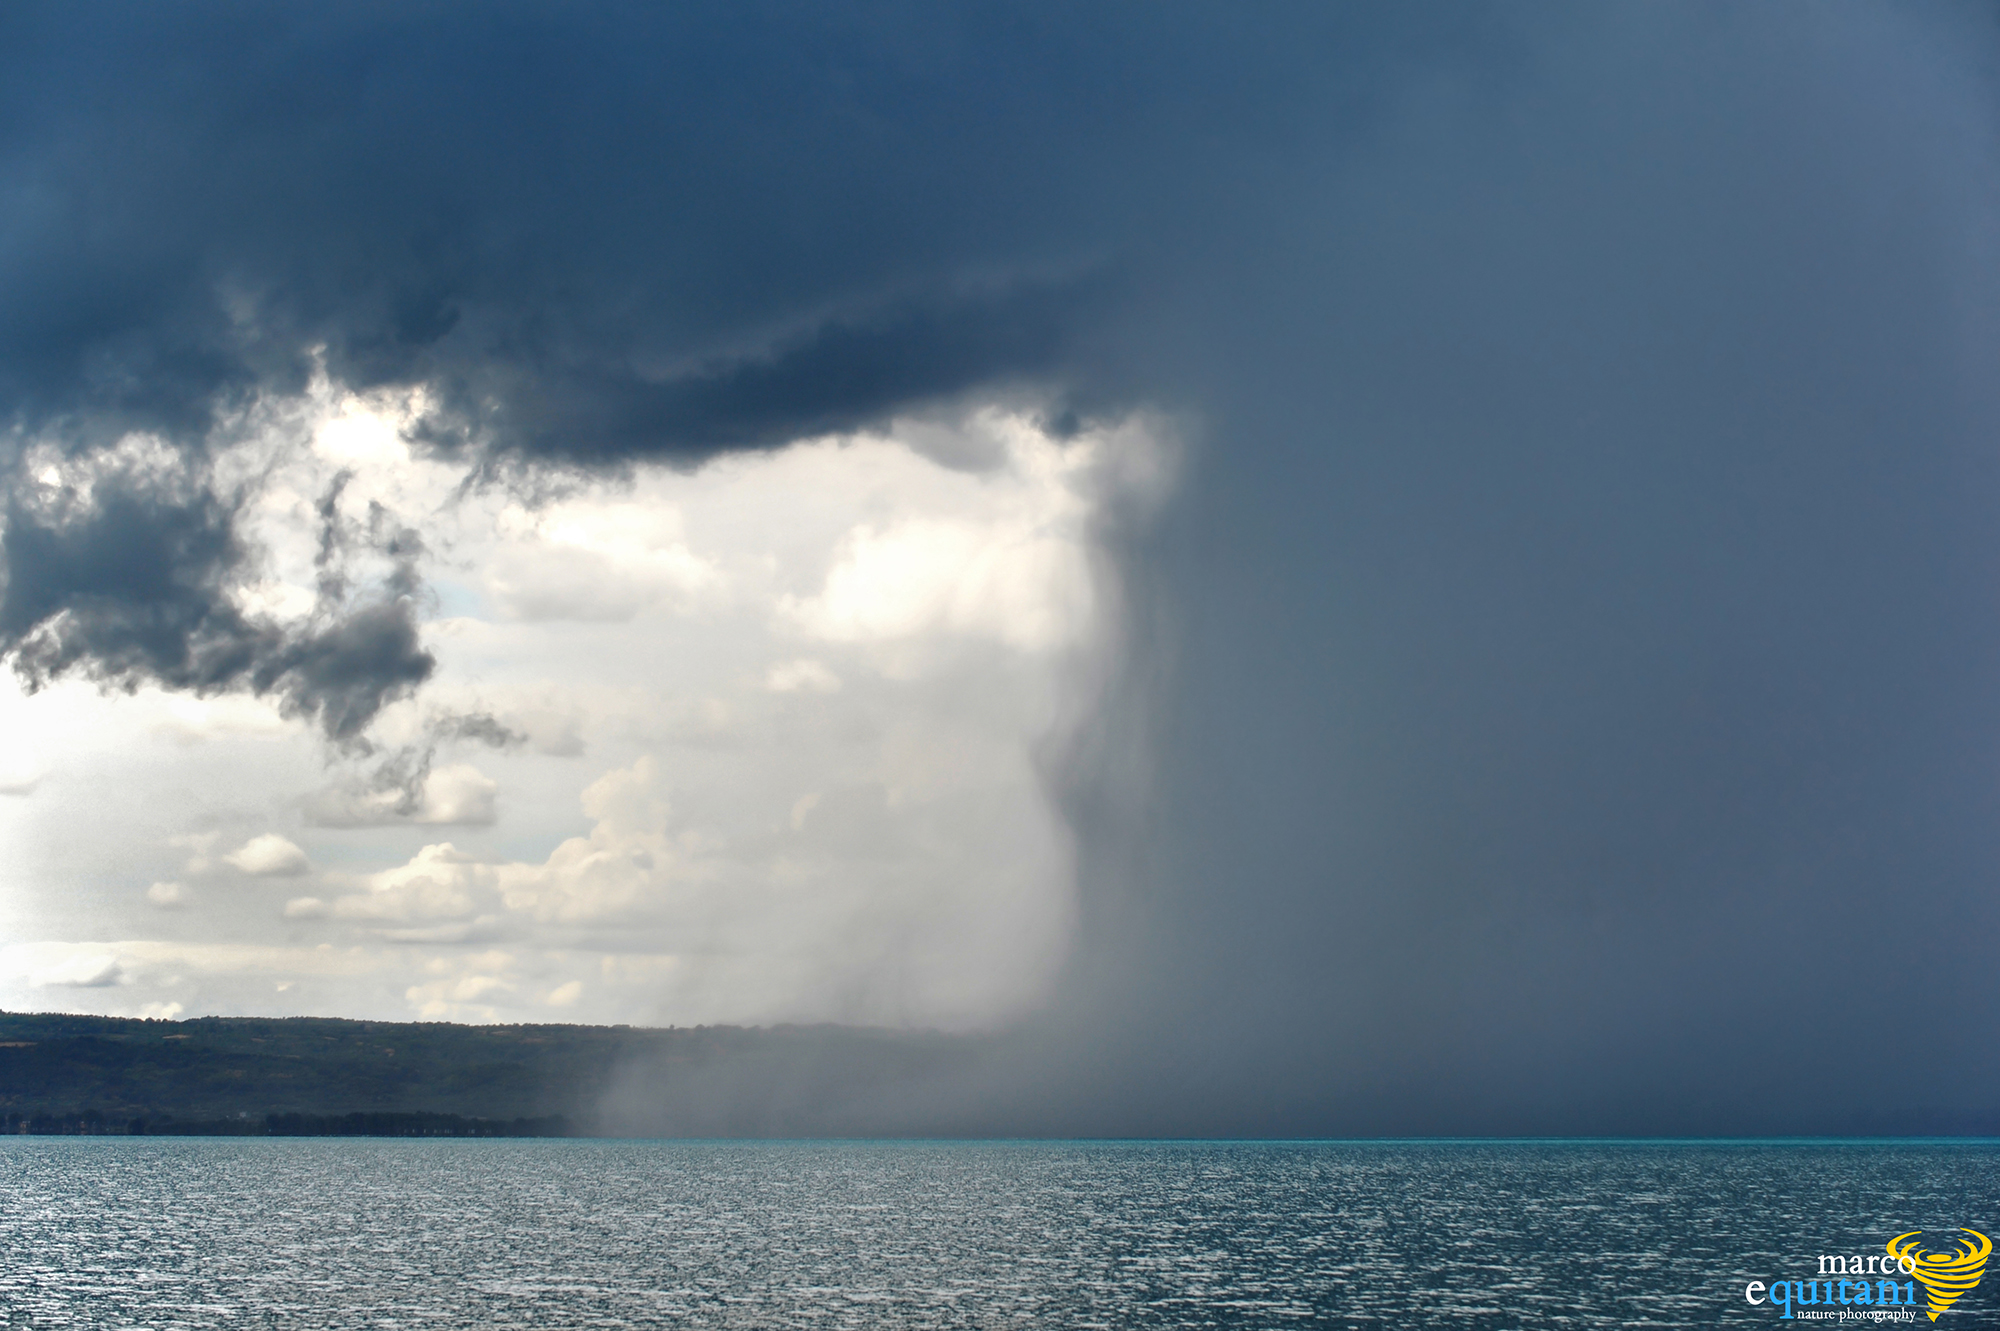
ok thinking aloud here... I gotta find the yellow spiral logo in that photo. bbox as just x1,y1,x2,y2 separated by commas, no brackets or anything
1888,1229,1991,1322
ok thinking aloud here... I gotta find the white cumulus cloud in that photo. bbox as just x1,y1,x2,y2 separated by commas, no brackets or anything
225,834,311,877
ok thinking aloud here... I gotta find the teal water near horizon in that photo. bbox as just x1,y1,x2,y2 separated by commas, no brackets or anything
1,1138,1994,1327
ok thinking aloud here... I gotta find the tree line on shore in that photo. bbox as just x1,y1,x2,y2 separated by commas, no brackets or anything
0,1009,984,1137
4,1109,573,1137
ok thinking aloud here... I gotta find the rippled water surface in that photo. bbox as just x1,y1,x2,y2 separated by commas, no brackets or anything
1,1139,1995,1327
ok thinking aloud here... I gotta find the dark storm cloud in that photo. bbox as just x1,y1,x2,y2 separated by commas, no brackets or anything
6,0,2000,1132
0,0,1393,731
0,466,432,741
447,277,1122,463
0,0,1311,460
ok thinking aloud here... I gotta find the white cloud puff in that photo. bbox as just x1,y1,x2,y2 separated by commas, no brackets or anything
288,845,508,943
417,765,501,825
487,499,721,621
146,881,187,908
401,951,523,1022
224,834,311,877
785,517,1093,653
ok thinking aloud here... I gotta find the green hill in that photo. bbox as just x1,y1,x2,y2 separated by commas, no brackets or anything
0,1011,981,1136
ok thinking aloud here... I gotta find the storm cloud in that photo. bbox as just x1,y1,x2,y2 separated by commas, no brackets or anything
0,457,433,740
5,1,2000,1132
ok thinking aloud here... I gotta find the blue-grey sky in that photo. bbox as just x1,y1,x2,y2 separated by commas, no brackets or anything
2,1,1998,1133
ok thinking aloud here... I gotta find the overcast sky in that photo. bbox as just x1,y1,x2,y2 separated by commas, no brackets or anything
3,1,1999,1133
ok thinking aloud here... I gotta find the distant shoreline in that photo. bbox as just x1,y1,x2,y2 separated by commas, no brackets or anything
11,1109,574,1138
0,1008,983,1138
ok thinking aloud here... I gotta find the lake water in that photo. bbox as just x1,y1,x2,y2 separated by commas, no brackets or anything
0,1139,1994,1327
